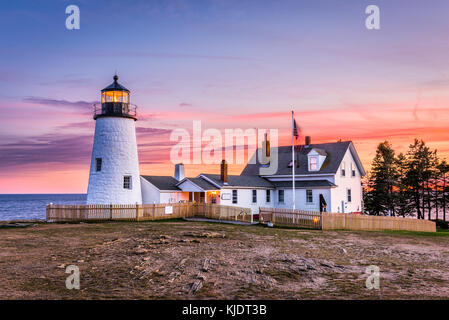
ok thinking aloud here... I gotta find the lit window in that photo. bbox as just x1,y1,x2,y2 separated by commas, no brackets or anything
341,162,346,176
309,156,318,171
95,158,102,172
351,163,356,177
347,189,352,202
266,190,271,203
306,190,313,203
232,190,238,204
278,190,284,203
123,176,132,189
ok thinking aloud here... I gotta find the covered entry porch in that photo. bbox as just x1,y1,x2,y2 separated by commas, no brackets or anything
176,177,221,204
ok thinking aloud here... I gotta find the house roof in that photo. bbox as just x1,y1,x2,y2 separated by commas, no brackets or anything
200,174,274,188
309,148,327,156
141,175,180,191
270,180,337,189
177,177,220,191
241,141,365,176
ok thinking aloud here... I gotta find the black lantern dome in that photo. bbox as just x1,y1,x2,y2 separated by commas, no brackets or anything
94,75,137,120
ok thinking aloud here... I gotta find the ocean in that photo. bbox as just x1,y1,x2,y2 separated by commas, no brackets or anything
0,194,87,221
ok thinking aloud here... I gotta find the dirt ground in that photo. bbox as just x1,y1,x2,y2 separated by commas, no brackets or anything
0,219,448,299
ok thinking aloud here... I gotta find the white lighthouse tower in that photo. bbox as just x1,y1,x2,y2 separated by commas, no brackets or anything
86,75,142,204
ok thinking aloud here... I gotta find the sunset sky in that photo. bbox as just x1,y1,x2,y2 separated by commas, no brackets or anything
1,0,449,193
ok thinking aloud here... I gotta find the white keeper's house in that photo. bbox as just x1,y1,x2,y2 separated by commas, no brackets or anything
87,76,366,214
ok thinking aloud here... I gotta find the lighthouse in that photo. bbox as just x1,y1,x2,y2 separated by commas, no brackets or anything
86,75,142,204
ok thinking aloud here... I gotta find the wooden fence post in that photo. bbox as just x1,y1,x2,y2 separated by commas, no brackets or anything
109,204,113,220
136,204,140,221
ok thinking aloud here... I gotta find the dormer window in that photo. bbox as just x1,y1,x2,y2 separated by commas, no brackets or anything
307,148,326,171
309,156,318,171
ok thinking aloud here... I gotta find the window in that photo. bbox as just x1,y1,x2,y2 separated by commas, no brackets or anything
309,156,318,171
341,161,346,176
351,163,356,177
347,189,352,202
278,190,284,203
252,190,257,203
232,190,238,204
306,190,313,203
266,190,271,203
123,176,132,189
95,158,102,172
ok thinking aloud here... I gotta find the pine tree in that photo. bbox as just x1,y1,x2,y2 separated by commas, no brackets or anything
395,153,413,217
405,139,433,219
437,160,449,221
364,141,398,216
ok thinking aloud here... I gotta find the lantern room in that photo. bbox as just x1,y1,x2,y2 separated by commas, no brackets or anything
94,75,137,120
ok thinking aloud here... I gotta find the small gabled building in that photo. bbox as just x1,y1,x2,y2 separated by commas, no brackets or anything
240,138,365,213
140,175,189,204
139,137,365,214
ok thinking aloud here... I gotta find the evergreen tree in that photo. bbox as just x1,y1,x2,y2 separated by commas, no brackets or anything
437,160,449,221
395,152,413,217
405,139,433,219
364,141,398,216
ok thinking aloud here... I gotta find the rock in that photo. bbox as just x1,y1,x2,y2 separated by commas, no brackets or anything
201,232,225,238
320,262,333,268
202,258,210,272
134,247,149,254
197,272,207,281
0,223,36,229
190,280,203,294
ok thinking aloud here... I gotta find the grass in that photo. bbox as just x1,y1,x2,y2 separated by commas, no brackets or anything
382,229,449,237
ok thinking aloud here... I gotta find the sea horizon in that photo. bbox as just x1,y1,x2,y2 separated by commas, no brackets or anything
0,194,87,221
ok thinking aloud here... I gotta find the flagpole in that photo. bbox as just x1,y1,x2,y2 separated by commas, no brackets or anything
292,110,296,211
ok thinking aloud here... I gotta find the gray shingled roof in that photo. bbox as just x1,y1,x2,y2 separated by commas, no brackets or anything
180,177,220,190
141,176,180,191
270,180,337,189
241,141,353,176
201,174,274,188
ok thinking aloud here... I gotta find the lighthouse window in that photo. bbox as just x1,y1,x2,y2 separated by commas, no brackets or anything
95,158,102,172
123,176,132,189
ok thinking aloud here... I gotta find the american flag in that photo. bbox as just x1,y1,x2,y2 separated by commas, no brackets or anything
292,114,303,152
293,118,299,139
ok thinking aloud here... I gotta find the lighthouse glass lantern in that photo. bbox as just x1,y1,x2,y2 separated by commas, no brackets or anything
95,75,136,120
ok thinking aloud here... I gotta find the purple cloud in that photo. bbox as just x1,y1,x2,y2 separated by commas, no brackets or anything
0,133,92,168
22,97,98,111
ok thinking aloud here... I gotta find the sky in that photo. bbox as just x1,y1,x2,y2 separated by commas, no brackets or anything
1,0,449,193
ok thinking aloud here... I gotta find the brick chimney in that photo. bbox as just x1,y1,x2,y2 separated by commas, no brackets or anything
220,160,228,184
305,136,311,147
264,133,270,157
